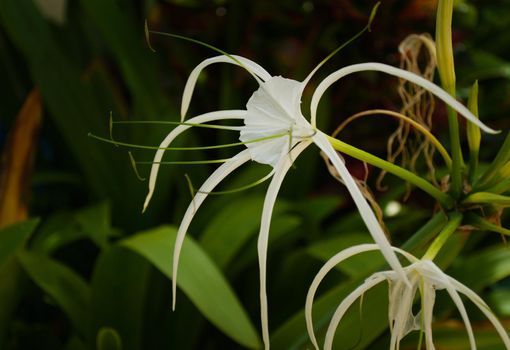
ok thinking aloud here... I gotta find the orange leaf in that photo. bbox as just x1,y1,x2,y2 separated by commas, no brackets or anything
0,89,42,228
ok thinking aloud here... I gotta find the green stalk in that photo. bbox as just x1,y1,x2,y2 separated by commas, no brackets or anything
466,81,481,183
436,0,463,199
326,135,454,208
422,212,463,260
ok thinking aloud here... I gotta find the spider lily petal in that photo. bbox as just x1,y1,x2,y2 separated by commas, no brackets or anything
258,140,312,347
307,244,510,350
305,244,414,349
181,55,272,119
143,110,246,211
313,133,409,283
310,62,499,134
450,278,510,349
171,149,252,309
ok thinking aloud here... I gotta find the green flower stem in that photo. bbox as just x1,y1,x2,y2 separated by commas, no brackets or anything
436,0,463,199
467,81,481,184
326,135,454,208
447,107,463,198
422,212,463,260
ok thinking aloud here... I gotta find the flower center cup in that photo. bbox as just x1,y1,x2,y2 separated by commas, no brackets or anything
240,76,314,167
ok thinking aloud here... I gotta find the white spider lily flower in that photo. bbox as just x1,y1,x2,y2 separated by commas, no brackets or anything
143,54,496,349
305,243,510,350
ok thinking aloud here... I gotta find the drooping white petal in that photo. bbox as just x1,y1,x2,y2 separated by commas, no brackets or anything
257,140,312,350
449,278,510,349
171,150,251,309
312,131,409,283
389,274,419,350
143,110,246,212
436,270,477,349
421,282,437,350
324,274,387,350
305,244,418,349
305,243,383,349
310,62,498,134
181,55,272,119
240,76,313,167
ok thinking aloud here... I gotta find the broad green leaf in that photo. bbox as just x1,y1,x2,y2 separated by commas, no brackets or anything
229,214,302,276
30,203,120,254
449,245,510,291
200,195,298,269
29,212,79,254
200,195,264,268
0,218,39,266
488,289,510,317
74,202,119,249
296,195,342,223
97,327,122,350
90,247,150,350
17,251,90,339
120,225,261,349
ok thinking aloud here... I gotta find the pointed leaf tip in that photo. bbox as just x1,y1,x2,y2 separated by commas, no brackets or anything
368,2,381,32
128,152,146,181
144,20,156,52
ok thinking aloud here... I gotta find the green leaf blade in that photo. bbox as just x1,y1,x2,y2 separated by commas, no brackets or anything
120,225,261,349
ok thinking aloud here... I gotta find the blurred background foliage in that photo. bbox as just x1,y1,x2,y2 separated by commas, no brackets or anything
1,0,510,349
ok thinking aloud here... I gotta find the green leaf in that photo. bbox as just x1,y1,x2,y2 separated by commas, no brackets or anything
120,225,261,349
90,247,150,350
449,245,510,291
0,218,39,266
74,202,119,249
488,289,510,317
97,327,122,350
199,195,264,268
17,251,90,339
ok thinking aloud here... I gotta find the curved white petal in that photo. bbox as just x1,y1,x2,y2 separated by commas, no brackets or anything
312,131,409,283
305,243,382,349
421,283,437,350
257,140,311,350
181,55,272,119
449,278,510,349
171,150,251,309
305,244,418,349
441,277,477,349
324,274,387,350
143,110,246,212
389,275,419,350
310,62,498,134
